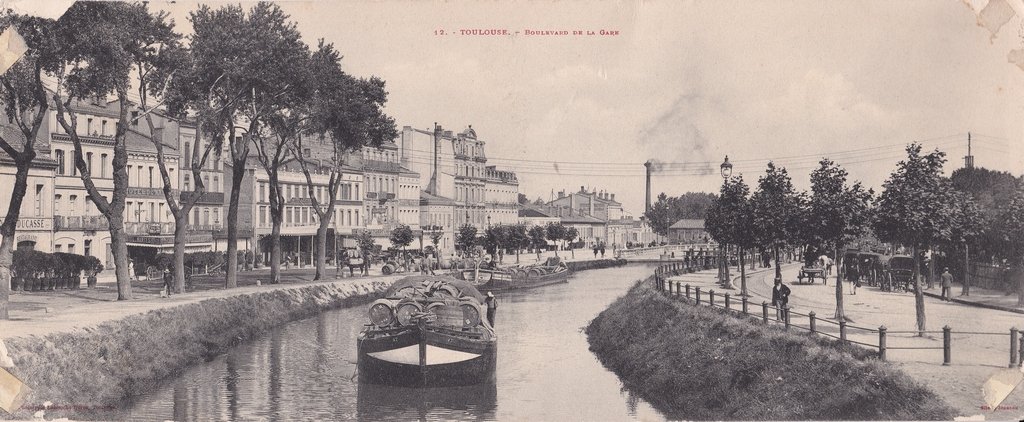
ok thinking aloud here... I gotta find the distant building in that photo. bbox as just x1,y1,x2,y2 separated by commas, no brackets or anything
547,187,623,221
607,217,662,248
420,190,456,256
667,219,708,244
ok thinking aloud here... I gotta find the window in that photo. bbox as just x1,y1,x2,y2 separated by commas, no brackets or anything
213,209,219,224
54,194,61,215
148,167,154,188
86,152,93,173
34,184,42,216
54,245,62,253
100,120,107,136
212,176,219,192
203,175,209,191
149,203,155,222
203,209,210,225
126,166,132,186
100,154,108,178
183,174,190,191
183,142,191,166
55,150,65,175
84,239,91,257
193,208,199,225
67,244,75,254
86,118,93,135
259,206,267,226
69,195,77,214
137,165,143,186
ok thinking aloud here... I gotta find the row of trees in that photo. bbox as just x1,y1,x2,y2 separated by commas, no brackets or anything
0,1,395,318
451,222,580,262
705,144,985,336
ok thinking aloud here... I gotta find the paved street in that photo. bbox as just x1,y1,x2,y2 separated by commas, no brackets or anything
668,263,1024,418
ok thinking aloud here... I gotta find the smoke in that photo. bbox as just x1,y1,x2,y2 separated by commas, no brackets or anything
637,94,716,176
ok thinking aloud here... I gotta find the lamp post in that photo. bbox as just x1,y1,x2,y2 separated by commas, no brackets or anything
719,156,734,289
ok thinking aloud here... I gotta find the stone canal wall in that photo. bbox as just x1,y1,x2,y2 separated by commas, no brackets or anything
566,258,627,272
585,278,956,420
1,279,391,419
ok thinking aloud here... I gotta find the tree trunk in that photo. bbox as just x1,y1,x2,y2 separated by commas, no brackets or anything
0,158,32,319
962,243,970,296
834,246,844,321
773,245,782,281
739,247,747,297
722,243,734,289
912,245,926,336
927,247,936,289
173,218,187,293
108,214,132,300
225,163,246,289
516,249,520,264
314,223,329,281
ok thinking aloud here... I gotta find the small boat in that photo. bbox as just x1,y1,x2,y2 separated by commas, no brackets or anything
357,275,497,387
455,256,572,292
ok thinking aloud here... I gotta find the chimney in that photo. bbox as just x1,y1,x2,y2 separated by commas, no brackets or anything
644,161,653,213
428,123,441,194
580,185,585,194
558,190,565,199
610,193,615,202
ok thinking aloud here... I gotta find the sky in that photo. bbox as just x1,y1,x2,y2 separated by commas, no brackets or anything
10,0,1024,217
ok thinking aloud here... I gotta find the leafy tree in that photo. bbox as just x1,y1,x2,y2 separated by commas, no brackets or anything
50,2,179,300
517,193,529,205
508,223,529,263
456,224,477,256
705,176,756,293
750,162,804,282
528,225,547,259
389,224,414,254
874,144,959,335
292,41,395,280
181,2,308,287
996,192,1024,305
430,230,443,252
0,13,57,318
483,224,510,262
546,222,567,257
806,159,873,320
950,167,1020,261
564,226,579,258
644,192,717,236
355,229,376,260
942,190,983,296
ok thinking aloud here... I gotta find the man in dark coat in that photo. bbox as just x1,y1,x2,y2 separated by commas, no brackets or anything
484,291,498,327
771,278,791,320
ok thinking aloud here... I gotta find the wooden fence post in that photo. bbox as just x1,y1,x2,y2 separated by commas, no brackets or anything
1010,328,1019,368
741,296,748,314
695,287,702,305
709,290,715,307
879,326,887,361
808,311,816,333
685,284,691,300
943,325,951,366
784,306,791,330
761,302,768,324
724,293,731,311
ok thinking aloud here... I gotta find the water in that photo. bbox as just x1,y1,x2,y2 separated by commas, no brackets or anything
119,264,665,421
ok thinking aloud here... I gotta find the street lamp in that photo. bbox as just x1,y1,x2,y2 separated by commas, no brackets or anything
719,155,733,289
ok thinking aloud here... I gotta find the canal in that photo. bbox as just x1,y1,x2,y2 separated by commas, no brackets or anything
118,264,665,421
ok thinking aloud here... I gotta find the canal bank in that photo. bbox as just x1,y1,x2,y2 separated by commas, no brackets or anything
585,278,957,420
1,258,627,420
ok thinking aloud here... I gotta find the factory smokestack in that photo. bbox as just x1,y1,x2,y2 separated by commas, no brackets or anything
644,160,653,213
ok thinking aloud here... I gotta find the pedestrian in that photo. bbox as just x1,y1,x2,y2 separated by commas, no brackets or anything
162,268,173,297
941,267,953,301
484,291,498,327
771,278,791,320
127,260,136,282
593,247,598,258
600,245,606,258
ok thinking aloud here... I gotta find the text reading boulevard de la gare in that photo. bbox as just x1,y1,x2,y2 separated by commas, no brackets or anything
434,29,620,36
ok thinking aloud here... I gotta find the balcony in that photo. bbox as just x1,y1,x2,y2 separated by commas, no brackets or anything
124,221,174,235
187,224,222,232
54,215,109,231
179,190,225,205
365,191,396,201
128,187,177,199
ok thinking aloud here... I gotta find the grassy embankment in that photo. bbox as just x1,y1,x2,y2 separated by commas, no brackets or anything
586,279,957,420
2,280,391,420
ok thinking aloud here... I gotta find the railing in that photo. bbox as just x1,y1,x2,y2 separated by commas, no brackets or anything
186,224,222,232
365,191,396,200
651,262,1024,368
53,215,109,231
124,221,174,235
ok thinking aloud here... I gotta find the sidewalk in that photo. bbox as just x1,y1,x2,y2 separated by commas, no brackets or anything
921,282,1024,314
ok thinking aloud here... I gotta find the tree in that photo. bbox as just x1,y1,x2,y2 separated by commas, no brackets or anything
430,230,443,253
517,193,529,205
874,144,959,336
644,192,717,236
806,159,873,321
389,224,414,253
355,229,376,263
182,2,309,288
564,226,579,258
528,225,547,260
705,176,755,293
483,224,510,262
950,167,1020,262
546,222,567,257
456,224,477,256
750,162,804,282
942,190,983,296
50,2,180,300
291,41,395,280
508,223,529,264
996,192,1024,305
0,13,57,318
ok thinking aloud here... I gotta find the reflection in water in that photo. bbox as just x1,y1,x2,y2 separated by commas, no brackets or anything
357,382,497,420
122,265,665,421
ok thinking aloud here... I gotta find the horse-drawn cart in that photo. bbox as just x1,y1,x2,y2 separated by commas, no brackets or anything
797,265,826,284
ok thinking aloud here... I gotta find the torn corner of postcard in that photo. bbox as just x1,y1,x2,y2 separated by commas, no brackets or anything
0,366,31,414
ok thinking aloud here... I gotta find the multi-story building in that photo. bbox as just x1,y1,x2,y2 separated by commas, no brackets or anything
419,190,455,256
607,216,663,249
547,187,624,221
398,124,519,232
484,165,518,226
359,141,421,248
0,125,57,253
